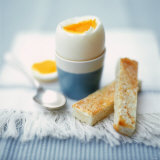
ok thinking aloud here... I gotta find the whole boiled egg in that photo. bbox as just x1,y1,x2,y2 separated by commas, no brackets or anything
56,16,105,61
31,60,58,81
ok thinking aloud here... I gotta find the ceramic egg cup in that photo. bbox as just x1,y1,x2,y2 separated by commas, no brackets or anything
55,51,105,100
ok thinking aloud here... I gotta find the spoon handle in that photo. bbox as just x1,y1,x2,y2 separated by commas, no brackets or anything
4,53,40,89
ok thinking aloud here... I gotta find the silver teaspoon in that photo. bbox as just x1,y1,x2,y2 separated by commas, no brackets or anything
32,79,66,110
5,53,66,110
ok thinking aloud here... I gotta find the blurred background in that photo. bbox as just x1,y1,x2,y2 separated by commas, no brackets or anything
1,0,160,58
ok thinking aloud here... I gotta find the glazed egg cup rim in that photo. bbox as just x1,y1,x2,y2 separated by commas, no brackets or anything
55,49,106,64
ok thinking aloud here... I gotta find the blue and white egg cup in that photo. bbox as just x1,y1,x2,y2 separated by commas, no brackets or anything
55,51,105,100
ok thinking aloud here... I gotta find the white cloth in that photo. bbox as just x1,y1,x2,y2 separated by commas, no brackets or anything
0,30,160,146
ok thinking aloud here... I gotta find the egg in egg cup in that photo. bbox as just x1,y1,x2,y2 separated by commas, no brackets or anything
55,16,105,100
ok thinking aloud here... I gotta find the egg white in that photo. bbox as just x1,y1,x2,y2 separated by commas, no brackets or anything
31,69,58,81
56,16,105,61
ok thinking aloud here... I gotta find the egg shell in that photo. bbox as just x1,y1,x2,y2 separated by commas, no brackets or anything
56,16,105,61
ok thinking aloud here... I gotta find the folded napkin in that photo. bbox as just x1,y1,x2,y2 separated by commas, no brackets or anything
0,30,160,146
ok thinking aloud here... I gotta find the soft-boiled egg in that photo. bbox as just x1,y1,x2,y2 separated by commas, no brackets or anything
56,16,105,61
31,60,58,81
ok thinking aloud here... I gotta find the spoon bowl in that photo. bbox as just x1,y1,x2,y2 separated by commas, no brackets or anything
33,87,66,110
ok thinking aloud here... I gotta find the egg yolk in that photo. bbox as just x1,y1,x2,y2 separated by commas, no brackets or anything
32,60,57,74
63,19,97,34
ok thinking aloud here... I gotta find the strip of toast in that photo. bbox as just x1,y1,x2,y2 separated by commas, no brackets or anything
72,80,140,126
113,58,138,136
72,82,115,126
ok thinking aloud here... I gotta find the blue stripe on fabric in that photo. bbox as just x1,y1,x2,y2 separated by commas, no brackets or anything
148,146,153,160
118,142,122,160
136,143,140,160
31,137,39,159
115,143,118,160
22,141,30,159
100,140,103,160
23,140,30,160
147,145,152,160
62,139,65,159
69,139,73,160
91,139,95,160
143,143,148,160
14,139,22,160
24,141,31,160
100,141,103,159
1,138,11,159
149,146,154,159
42,137,47,160
61,139,66,160
16,139,23,160
47,137,53,160
96,141,100,160
0,138,6,158
67,139,71,159
12,138,20,160
139,143,144,160
38,138,44,160
126,143,130,160
152,147,156,160
115,145,118,160
121,143,125,160
103,141,105,159
79,141,83,160
39,137,46,160
4,138,14,160
110,143,113,159
0,137,160,160
59,139,63,159
56,138,60,160
42,137,48,160
31,138,39,160
36,138,42,160
104,141,108,159
87,139,90,160
132,142,136,160
64,140,69,159
77,138,81,160
153,147,157,160
53,138,58,159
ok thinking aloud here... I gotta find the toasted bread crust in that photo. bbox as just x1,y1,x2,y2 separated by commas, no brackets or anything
113,58,138,136
72,82,115,115
72,82,115,125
